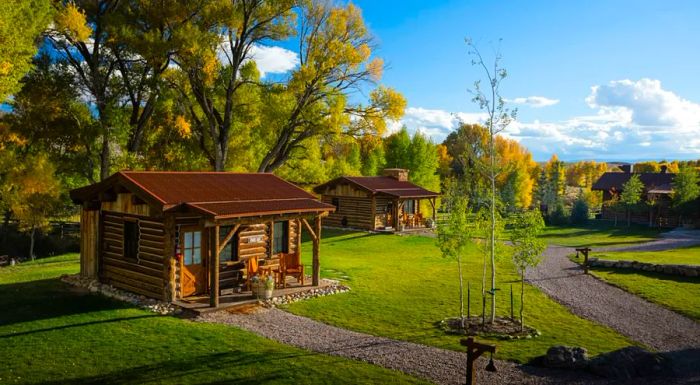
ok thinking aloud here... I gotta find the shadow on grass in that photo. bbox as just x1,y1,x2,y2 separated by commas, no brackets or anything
0,277,130,327
0,314,159,339
589,266,700,284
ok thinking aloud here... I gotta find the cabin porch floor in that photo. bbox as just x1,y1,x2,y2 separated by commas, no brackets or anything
174,276,333,314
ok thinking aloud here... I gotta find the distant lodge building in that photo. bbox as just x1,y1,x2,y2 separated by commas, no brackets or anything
592,165,677,227
313,169,440,231
70,171,334,307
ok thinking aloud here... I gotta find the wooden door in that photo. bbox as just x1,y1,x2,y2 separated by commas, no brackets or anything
180,230,205,297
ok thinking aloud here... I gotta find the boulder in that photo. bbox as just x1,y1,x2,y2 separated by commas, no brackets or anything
544,346,589,369
589,346,669,380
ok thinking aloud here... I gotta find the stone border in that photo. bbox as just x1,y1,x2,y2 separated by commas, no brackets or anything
60,274,181,315
261,281,350,308
588,258,700,277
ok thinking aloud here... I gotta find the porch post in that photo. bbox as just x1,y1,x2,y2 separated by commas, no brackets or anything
312,215,321,286
431,197,437,224
210,225,220,307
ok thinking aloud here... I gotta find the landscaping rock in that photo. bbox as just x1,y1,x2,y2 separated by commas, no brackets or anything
60,273,179,315
543,346,588,369
589,346,669,380
259,279,350,308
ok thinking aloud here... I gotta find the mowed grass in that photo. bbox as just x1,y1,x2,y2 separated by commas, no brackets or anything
540,221,664,248
592,246,700,266
589,268,700,321
291,229,634,363
0,255,427,385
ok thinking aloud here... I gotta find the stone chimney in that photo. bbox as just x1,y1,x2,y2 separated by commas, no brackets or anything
383,168,409,181
620,164,634,173
660,165,668,173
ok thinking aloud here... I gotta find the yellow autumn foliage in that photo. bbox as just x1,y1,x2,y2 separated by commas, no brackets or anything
55,2,92,42
174,115,192,138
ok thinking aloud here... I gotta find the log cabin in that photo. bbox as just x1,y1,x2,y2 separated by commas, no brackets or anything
592,166,676,227
313,169,439,231
69,171,335,307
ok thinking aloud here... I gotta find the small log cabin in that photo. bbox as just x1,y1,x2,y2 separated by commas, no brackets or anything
69,171,334,307
592,167,676,227
313,169,439,231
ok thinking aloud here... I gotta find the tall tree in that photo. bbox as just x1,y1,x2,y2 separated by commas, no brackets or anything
257,2,405,172
46,1,120,180
620,174,644,227
672,166,700,224
175,0,296,171
467,39,516,323
0,0,52,101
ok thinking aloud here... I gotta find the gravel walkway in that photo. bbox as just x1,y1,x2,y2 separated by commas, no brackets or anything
198,308,605,385
527,245,700,352
596,229,700,252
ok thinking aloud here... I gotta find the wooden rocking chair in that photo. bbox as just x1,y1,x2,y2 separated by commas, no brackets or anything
245,257,259,290
281,253,304,288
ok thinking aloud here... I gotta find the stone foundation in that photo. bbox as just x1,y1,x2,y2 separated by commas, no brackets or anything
588,258,700,277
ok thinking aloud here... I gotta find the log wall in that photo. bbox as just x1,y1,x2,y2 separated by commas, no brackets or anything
100,211,166,300
80,208,99,278
101,193,158,217
322,195,374,230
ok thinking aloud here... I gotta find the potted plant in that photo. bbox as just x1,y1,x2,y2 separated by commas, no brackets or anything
251,274,275,300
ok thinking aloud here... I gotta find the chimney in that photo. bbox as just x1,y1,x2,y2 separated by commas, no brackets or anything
620,164,633,173
383,168,409,181
660,165,668,173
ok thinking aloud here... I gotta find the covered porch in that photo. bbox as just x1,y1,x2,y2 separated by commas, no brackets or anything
204,214,325,308
373,195,437,231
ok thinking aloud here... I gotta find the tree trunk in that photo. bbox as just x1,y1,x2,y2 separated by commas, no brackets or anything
457,253,465,329
520,272,525,332
489,130,496,323
29,226,36,261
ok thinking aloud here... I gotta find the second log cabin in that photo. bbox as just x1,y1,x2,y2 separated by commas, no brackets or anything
69,171,335,308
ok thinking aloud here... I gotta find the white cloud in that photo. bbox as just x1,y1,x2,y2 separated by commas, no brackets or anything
248,45,299,77
396,79,700,161
388,106,487,138
506,96,560,108
217,40,299,78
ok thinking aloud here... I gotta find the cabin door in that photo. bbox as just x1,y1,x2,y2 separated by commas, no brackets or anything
180,230,205,297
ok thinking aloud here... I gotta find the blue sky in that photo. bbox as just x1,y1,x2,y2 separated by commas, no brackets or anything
339,0,700,162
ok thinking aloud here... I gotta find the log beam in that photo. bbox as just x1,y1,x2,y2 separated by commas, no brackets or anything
218,224,240,255
301,218,318,241
210,225,220,307
312,215,321,286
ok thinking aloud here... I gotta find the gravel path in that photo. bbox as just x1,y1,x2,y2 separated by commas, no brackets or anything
596,229,700,252
198,308,605,385
527,245,700,352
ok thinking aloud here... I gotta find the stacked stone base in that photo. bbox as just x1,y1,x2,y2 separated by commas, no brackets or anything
588,258,700,277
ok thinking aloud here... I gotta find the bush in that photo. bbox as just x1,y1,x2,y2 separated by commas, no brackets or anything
570,196,590,225
547,201,569,225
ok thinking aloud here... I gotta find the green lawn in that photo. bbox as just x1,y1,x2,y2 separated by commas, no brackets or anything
0,255,426,385
590,269,700,321
592,246,700,266
291,229,635,363
540,221,664,248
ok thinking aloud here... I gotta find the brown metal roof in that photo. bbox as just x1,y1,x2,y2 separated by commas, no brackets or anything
176,198,334,219
314,176,439,198
592,172,675,192
70,171,334,218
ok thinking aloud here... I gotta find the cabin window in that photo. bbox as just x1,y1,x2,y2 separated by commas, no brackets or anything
219,226,238,261
123,221,139,260
404,200,416,214
385,202,393,213
332,197,340,211
273,221,289,254
182,231,202,265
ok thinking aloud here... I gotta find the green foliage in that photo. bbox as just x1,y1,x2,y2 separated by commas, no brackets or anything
672,166,700,218
570,194,590,225
510,210,546,275
0,0,52,102
620,174,644,206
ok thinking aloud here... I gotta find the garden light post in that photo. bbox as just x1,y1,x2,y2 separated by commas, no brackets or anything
461,337,497,385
